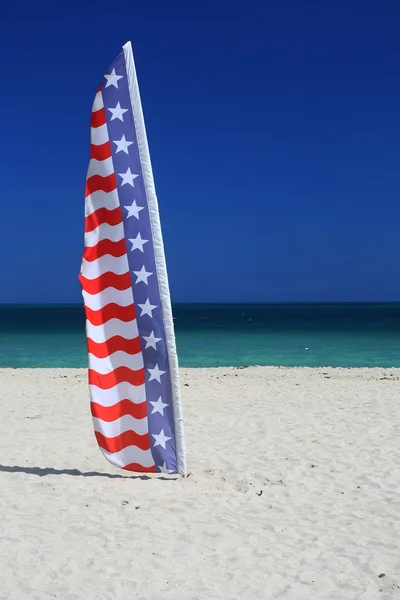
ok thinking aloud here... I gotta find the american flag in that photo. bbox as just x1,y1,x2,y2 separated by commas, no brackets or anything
79,42,186,475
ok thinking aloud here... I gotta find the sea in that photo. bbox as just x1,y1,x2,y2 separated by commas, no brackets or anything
0,303,399,368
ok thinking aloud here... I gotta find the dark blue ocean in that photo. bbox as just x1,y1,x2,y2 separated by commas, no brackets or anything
0,303,399,368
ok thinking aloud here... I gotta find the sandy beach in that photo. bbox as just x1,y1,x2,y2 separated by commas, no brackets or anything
0,367,399,599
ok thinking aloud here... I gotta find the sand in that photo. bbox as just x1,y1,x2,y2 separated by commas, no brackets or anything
0,366,400,599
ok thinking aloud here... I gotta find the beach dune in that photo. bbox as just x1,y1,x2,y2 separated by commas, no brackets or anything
0,366,399,599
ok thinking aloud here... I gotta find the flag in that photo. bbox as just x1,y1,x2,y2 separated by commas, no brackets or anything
79,42,186,475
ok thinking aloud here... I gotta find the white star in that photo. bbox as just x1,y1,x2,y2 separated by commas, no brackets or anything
104,68,123,88
118,168,139,187
158,462,173,474
150,396,169,416
123,200,144,220
152,429,172,449
133,265,153,285
113,135,133,154
128,233,148,252
148,363,166,383
108,102,128,121
143,330,162,350
138,298,157,317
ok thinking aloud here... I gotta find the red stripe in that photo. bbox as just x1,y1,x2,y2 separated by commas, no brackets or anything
123,463,157,473
91,400,148,421
85,303,136,326
87,336,142,358
85,207,122,232
85,174,117,197
79,272,131,294
91,108,106,128
90,142,112,161
89,366,145,389
83,239,127,262
95,430,150,453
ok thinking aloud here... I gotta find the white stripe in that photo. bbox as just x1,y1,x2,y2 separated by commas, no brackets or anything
93,415,148,437
88,350,143,374
92,91,104,112
81,254,129,279
100,447,154,469
86,157,114,179
90,382,145,407
86,318,139,344
85,222,125,247
91,123,109,146
83,287,133,310
85,190,120,217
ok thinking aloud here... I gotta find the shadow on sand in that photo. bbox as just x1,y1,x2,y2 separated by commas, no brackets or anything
0,464,177,481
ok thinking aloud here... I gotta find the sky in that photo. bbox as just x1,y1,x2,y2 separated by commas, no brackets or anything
1,1,399,303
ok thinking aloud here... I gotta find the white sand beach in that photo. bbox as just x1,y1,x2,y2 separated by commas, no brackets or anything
0,367,400,599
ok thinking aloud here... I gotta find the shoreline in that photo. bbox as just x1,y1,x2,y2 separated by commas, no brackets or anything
1,366,399,598
1,364,400,370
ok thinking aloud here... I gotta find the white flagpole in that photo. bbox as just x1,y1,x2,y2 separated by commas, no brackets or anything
123,41,187,476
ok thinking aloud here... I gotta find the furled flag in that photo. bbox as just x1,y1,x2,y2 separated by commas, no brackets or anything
79,42,186,475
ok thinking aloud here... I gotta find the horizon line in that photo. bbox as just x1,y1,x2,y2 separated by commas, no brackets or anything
1,301,400,307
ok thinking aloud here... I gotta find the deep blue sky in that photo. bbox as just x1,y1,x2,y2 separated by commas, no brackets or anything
1,2,399,303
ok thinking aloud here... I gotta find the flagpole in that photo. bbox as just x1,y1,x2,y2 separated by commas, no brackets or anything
123,41,187,476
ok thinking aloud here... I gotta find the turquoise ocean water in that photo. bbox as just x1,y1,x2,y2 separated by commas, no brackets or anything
0,303,399,368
